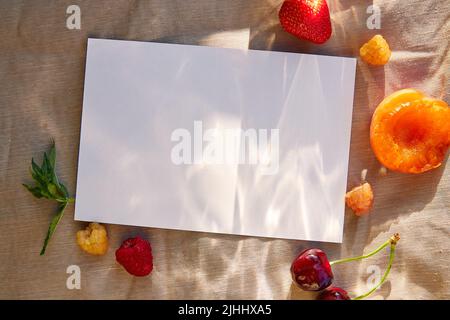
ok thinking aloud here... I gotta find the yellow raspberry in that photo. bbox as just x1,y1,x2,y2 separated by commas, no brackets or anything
359,35,391,66
345,182,374,216
76,222,108,255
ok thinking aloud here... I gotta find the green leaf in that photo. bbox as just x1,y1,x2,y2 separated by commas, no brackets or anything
47,183,58,197
58,183,69,198
23,183,43,198
46,142,66,199
31,158,43,176
51,168,63,197
30,168,47,190
40,201,68,256
42,153,52,177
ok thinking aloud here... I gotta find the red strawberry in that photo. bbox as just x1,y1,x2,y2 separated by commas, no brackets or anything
116,236,153,276
279,0,332,44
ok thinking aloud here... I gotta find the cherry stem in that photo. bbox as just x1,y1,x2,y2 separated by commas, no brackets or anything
352,240,397,300
329,233,400,300
329,233,400,266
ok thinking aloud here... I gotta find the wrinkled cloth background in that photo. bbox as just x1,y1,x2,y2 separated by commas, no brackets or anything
0,0,449,299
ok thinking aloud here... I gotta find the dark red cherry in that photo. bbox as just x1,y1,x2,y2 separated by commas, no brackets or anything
291,248,333,291
318,287,351,300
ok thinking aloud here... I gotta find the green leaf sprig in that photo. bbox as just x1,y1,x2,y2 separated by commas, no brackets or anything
23,141,74,255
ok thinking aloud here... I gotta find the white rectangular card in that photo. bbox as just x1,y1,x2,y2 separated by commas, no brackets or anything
75,38,356,243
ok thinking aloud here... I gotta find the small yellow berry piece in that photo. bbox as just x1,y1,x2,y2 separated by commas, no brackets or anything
379,166,387,176
359,35,391,66
76,222,108,255
345,182,374,216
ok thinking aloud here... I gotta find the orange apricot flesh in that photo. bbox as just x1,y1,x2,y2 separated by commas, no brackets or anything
370,89,450,173
345,182,374,216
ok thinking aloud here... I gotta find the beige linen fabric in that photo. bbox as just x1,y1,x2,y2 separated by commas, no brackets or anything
0,0,449,299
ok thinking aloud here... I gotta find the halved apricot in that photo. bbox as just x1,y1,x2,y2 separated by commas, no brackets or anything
370,89,450,173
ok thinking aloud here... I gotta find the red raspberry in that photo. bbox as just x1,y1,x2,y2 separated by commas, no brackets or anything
115,236,153,276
